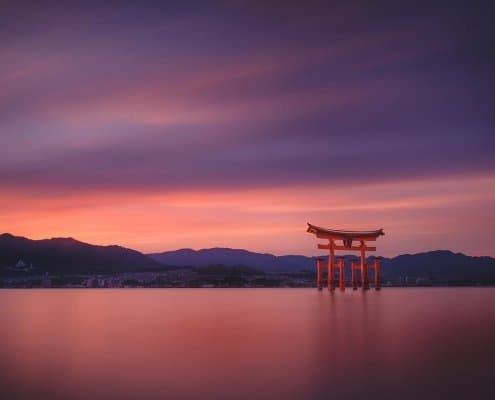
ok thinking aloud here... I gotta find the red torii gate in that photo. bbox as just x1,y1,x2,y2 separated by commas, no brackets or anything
307,223,384,291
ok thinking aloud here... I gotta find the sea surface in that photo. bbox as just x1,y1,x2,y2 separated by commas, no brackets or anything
1,288,494,400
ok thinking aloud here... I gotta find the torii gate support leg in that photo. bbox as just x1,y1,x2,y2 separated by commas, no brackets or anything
351,261,358,290
317,258,323,290
328,240,335,291
339,258,345,291
360,241,369,290
374,258,381,290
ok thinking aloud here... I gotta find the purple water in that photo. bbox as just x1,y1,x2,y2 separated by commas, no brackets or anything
1,288,494,399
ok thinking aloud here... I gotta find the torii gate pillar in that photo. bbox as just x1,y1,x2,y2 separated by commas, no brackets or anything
360,240,369,290
316,258,323,290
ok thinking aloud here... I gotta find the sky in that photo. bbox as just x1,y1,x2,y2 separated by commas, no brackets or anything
1,1,494,256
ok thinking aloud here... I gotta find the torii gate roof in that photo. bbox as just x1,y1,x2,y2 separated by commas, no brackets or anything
307,223,384,239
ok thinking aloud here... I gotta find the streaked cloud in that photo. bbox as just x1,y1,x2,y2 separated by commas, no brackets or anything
1,1,493,255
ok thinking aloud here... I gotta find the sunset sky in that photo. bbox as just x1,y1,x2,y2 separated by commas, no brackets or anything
1,1,494,256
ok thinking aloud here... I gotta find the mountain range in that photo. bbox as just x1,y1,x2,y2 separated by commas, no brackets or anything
149,248,495,282
1,233,495,282
148,248,313,273
0,233,164,274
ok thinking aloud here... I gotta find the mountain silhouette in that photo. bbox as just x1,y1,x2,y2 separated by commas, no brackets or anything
148,247,313,273
1,233,494,282
149,247,495,282
0,233,165,274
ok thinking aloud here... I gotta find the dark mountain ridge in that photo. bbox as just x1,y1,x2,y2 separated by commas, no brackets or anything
149,247,314,273
1,233,494,282
380,250,495,281
150,247,495,282
0,233,165,274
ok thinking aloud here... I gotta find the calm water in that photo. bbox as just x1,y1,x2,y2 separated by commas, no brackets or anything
1,288,494,399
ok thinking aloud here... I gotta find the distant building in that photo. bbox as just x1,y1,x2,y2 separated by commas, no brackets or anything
14,259,34,271
87,277,99,288
416,277,432,286
42,272,51,288
15,259,28,269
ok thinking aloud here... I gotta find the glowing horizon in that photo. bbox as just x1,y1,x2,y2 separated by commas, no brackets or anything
2,173,494,257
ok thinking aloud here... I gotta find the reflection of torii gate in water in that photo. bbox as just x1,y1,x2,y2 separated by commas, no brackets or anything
307,223,385,291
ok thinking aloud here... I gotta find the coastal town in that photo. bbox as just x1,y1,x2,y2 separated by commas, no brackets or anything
0,267,472,289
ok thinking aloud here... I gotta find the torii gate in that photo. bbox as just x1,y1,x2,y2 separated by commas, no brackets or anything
307,223,384,291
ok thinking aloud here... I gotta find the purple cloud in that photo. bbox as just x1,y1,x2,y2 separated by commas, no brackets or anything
0,0,493,193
